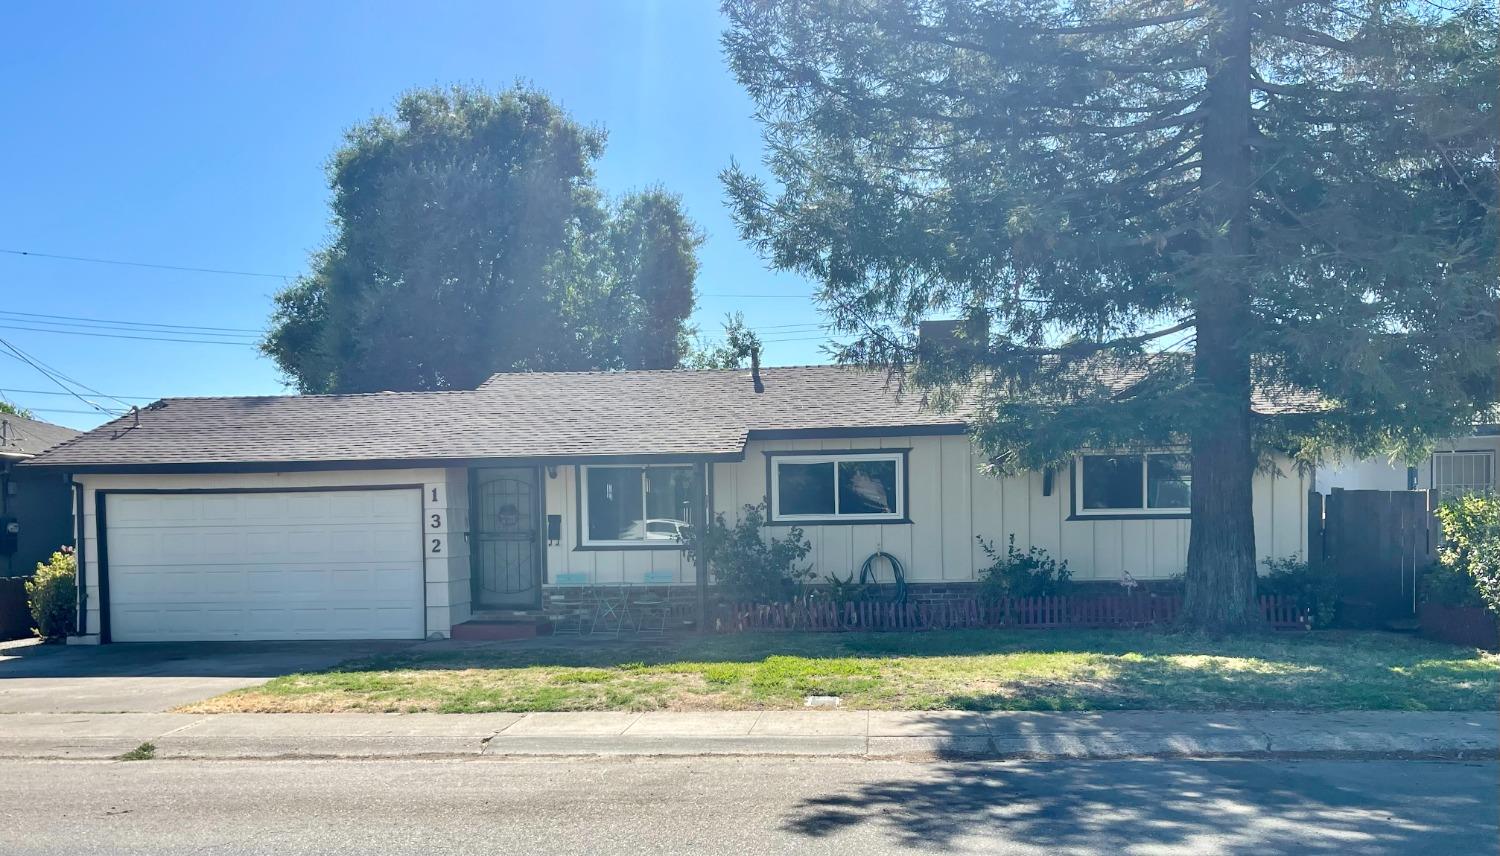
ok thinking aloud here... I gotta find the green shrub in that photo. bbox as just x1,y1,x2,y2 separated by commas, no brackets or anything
25,547,77,640
1420,561,1486,609
1436,494,1500,616
819,570,875,606
1258,556,1340,628
685,502,814,602
976,534,1071,599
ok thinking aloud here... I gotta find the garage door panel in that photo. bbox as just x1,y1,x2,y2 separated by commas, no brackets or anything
110,526,421,568
106,490,424,642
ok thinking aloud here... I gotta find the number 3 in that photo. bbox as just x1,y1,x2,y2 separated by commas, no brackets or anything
430,513,442,529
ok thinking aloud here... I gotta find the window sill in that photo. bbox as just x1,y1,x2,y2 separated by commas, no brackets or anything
573,542,688,552
767,517,913,527
1067,512,1190,522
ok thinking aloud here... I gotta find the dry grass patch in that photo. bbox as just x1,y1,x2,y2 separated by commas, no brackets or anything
179,629,1500,714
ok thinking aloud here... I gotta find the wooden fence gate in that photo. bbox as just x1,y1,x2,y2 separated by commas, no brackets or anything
1309,489,1438,625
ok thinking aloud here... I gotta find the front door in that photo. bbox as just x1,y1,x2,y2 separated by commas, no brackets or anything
473,467,542,609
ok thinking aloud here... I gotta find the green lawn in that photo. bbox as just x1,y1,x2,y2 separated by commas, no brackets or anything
182,630,1500,714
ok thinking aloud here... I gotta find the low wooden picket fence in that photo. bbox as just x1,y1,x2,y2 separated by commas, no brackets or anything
717,594,1310,633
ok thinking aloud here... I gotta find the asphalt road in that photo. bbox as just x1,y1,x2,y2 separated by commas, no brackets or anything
0,757,1493,855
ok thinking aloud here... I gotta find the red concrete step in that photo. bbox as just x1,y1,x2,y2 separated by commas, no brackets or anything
450,615,552,641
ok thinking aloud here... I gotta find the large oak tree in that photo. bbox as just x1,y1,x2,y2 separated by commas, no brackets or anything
264,85,703,392
722,0,1498,630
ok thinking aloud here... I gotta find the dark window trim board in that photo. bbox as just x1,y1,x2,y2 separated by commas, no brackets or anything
1066,456,1193,522
763,447,914,527
747,424,965,441
572,463,693,552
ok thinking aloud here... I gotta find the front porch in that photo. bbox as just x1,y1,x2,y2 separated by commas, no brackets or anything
450,461,714,640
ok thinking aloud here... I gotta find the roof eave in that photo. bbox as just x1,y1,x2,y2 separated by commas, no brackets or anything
24,450,749,475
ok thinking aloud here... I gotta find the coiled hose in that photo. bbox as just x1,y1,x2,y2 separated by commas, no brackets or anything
858,550,908,604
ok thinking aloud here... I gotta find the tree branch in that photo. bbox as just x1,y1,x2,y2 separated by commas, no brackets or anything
1254,18,1359,52
1041,8,1206,35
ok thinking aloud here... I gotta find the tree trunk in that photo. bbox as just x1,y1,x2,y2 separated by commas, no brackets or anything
1181,0,1260,632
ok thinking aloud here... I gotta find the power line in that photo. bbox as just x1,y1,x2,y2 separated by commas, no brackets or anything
0,309,264,334
0,340,136,411
0,324,256,346
0,248,293,280
15,407,111,416
0,338,120,415
0,387,159,401
700,292,817,299
0,315,261,339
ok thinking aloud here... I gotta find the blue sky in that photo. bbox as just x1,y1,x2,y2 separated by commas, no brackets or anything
0,1,827,430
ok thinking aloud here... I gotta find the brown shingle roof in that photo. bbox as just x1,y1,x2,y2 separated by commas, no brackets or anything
0,413,81,458
24,366,962,471
22,362,1324,473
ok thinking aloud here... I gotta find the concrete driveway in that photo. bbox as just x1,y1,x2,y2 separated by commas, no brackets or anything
0,639,415,713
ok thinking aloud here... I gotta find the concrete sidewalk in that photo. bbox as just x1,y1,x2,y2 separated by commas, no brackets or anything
1,709,1495,761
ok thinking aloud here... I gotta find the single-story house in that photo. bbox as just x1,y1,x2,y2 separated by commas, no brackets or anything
24,365,1315,644
1321,413,1499,501
1,412,80,577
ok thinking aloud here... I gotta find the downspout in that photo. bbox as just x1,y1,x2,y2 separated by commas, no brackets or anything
72,477,85,636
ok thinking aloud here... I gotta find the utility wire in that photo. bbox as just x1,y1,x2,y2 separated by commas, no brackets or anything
15,407,110,416
0,387,159,401
0,248,292,280
0,309,264,334
0,324,255,346
0,338,120,415
0,315,261,339
0,339,137,411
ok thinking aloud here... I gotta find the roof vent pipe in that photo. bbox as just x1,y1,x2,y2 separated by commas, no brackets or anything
750,346,764,394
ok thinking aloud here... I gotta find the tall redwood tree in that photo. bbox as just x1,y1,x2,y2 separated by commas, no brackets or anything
722,0,1498,630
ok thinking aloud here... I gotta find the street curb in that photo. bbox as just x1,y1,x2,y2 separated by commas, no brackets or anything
0,710,1494,763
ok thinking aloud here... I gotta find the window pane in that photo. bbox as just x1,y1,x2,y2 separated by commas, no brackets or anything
586,468,644,541
1081,454,1144,510
1147,454,1192,509
838,459,898,515
777,461,836,516
644,467,694,539
1435,452,1494,501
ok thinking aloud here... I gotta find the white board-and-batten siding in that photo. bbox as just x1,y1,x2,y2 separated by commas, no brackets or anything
547,434,1308,587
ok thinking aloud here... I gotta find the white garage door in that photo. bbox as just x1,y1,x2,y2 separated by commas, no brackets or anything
105,489,425,642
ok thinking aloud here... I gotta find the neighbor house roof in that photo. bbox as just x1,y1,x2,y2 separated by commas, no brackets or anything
0,413,81,460
23,366,964,472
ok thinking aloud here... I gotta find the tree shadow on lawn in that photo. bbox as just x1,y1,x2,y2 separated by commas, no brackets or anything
292,629,1500,712
338,628,1490,673
780,758,1499,853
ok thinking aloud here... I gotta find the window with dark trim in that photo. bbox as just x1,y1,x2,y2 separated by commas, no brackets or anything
1075,452,1190,516
579,465,693,546
768,451,906,523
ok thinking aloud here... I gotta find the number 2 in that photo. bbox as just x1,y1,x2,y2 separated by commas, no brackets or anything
431,538,443,554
